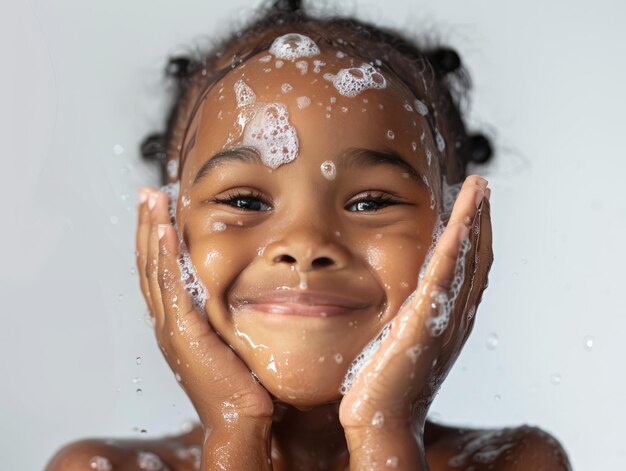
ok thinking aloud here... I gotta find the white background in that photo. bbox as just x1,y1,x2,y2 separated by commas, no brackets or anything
1,0,625,469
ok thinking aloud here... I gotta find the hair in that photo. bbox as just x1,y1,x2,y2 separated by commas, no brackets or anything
140,0,494,186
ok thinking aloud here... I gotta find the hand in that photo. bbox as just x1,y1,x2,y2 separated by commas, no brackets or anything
338,175,493,466
135,187,274,439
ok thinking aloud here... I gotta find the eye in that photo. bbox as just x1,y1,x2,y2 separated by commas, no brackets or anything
346,192,401,212
214,189,272,211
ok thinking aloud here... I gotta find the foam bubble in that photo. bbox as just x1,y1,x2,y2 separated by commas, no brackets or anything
435,129,446,152
243,103,299,169
296,96,311,109
281,83,293,93
320,160,336,180
161,182,210,315
269,33,321,61
324,63,387,98
414,99,429,116
386,130,395,140
234,79,256,108
137,451,167,470
166,159,178,180
313,60,325,73
211,222,226,232
89,456,113,470
340,321,392,394
295,60,308,74
175,446,201,470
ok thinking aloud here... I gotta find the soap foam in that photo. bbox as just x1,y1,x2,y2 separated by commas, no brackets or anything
234,79,256,108
339,321,393,394
324,63,387,98
161,182,209,316
269,33,321,61
242,103,299,169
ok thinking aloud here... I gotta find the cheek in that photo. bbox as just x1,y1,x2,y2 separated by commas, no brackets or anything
370,234,431,311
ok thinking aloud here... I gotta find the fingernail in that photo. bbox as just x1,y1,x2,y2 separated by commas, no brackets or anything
474,189,485,208
148,193,159,210
157,224,167,240
138,187,149,204
485,187,491,202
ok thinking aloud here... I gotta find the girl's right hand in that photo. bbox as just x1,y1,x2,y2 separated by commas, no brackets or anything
135,187,275,434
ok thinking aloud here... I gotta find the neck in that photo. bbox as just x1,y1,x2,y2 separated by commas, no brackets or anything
271,401,348,468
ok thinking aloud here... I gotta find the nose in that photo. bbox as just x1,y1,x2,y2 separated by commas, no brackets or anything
263,227,350,272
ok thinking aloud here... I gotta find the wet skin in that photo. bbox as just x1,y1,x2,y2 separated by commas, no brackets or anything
45,44,572,470
176,48,442,408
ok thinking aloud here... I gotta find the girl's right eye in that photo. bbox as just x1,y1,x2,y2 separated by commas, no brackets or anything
214,190,272,212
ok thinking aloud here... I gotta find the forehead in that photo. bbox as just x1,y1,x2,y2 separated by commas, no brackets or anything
179,34,438,182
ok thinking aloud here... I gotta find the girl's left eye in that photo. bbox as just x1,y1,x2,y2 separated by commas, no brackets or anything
346,192,401,212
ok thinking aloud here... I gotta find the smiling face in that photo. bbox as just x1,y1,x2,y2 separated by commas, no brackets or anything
173,34,445,408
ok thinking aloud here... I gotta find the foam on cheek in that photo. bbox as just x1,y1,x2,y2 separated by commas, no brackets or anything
269,33,321,61
339,177,463,395
161,182,210,316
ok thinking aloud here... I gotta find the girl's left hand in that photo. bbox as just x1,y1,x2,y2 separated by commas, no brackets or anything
339,175,493,463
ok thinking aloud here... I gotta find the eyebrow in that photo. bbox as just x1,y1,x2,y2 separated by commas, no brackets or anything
192,145,426,187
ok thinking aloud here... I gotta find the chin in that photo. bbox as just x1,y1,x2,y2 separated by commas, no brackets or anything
257,369,346,410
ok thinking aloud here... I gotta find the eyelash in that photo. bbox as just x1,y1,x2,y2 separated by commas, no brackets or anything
213,190,401,212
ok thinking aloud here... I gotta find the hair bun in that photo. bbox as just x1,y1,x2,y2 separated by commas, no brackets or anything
140,133,167,162
467,134,493,164
429,48,462,75
165,56,196,79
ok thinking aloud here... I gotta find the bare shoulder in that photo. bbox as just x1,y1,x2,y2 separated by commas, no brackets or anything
425,422,572,471
45,424,204,471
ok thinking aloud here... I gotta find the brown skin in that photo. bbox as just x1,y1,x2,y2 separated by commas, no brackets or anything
46,46,572,470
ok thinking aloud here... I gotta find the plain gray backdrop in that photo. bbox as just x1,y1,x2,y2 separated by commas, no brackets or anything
1,0,625,469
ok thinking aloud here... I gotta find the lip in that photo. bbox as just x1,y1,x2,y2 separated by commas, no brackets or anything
234,291,370,318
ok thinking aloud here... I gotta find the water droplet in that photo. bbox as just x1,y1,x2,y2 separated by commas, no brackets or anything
485,333,499,350
136,388,143,395
584,335,594,351
175,373,182,382
132,377,142,384
371,411,385,427
113,144,124,155
385,455,399,468
386,130,395,140
550,373,561,385
494,394,501,401
136,356,142,365
117,293,124,302
110,216,119,225
334,353,343,364
130,267,136,275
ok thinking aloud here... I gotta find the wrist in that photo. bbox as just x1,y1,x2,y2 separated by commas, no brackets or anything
344,426,429,471
202,418,272,471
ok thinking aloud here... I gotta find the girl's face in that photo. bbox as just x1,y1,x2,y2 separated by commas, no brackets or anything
176,40,443,408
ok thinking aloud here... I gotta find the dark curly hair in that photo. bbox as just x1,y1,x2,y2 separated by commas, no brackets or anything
140,0,494,185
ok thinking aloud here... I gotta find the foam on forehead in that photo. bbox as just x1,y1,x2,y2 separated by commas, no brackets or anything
269,33,321,61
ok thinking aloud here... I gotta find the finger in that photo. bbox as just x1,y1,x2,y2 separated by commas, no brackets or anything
447,174,488,228
146,191,170,332
136,187,154,315
461,194,494,344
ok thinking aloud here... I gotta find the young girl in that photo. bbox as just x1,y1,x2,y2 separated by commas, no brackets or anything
46,1,572,469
